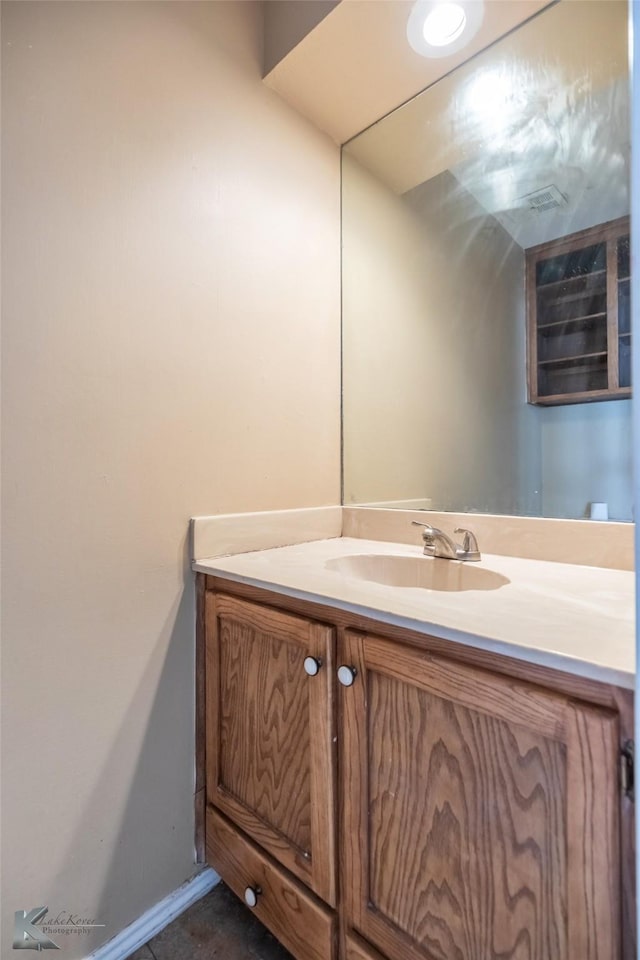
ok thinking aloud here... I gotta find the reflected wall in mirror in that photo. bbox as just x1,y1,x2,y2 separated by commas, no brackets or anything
342,0,632,520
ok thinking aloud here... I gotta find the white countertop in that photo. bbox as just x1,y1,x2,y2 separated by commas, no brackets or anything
193,537,635,689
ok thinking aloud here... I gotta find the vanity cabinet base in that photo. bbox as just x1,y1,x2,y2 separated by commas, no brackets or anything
197,574,635,960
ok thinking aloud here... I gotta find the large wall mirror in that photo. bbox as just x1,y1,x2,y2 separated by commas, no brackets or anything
342,0,632,521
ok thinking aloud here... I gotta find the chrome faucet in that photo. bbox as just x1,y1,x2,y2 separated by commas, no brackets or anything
411,521,481,562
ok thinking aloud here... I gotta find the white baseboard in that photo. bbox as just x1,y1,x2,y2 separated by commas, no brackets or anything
85,867,220,960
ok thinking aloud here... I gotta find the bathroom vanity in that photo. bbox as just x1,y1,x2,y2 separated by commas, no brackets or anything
193,534,635,960
191,0,636,953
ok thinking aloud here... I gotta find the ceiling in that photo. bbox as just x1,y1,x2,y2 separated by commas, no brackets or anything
263,0,552,145
344,0,630,248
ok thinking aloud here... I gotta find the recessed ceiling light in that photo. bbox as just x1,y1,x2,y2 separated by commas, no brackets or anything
407,0,484,59
423,3,467,47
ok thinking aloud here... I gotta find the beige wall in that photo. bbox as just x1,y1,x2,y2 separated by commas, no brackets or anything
1,1,340,954
342,155,540,516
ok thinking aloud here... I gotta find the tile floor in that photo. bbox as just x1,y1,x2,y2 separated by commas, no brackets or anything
127,882,293,960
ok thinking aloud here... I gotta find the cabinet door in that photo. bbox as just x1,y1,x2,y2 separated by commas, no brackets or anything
340,630,621,960
206,593,336,905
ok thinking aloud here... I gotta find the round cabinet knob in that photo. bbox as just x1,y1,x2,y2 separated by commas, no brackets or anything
303,656,322,676
337,665,357,687
244,885,261,908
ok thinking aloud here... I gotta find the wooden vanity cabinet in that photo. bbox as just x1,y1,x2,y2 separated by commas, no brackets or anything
198,577,634,960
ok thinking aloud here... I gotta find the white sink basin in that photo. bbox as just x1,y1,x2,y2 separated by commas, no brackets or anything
326,554,510,592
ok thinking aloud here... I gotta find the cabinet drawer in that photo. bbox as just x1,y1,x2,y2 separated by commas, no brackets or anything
206,806,336,960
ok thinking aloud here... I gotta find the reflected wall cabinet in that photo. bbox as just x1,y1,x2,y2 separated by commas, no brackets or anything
526,216,631,405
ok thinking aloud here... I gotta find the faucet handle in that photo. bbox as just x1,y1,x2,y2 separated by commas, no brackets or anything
411,520,440,537
454,527,480,558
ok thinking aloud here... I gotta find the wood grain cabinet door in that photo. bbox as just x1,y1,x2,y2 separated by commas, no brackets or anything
340,630,621,960
206,593,336,905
